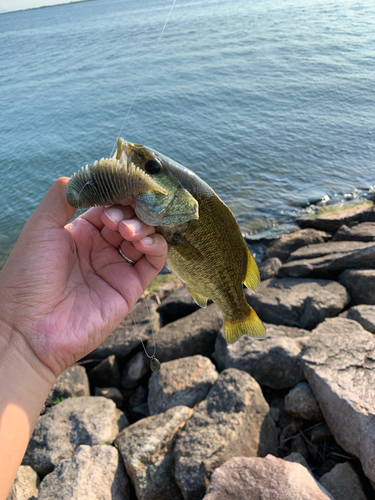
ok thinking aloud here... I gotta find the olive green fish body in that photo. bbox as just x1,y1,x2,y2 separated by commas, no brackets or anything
66,138,265,343
156,169,265,342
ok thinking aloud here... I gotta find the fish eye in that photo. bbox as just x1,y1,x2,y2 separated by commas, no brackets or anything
145,159,161,175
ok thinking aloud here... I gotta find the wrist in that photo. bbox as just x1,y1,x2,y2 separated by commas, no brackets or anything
0,321,54,500
0,317,56,395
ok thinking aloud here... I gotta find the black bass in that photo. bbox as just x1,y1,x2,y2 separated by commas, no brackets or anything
66,138,266,343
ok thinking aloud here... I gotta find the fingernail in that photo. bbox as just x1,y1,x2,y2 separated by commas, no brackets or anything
105,207,125,224
141,236,153,246
122,219,142,233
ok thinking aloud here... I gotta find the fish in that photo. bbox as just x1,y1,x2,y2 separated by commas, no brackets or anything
66,138,266,343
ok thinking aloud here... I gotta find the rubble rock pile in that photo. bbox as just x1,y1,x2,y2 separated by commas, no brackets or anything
8,202,375,500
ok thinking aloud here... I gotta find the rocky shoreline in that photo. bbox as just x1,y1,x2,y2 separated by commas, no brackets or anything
8,202,375,500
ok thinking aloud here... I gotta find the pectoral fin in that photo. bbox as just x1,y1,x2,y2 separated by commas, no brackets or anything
243,247,261,292
223,305,266,343
187,287,208,308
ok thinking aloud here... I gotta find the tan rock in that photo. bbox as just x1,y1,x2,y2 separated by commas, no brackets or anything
202,455,334,500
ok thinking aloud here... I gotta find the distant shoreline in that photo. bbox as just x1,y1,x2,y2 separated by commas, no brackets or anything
0,0,95,15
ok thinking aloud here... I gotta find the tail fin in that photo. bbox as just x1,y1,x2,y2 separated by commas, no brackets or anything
223,306,266,343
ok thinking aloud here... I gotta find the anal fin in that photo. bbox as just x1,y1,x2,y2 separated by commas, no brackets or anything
243,247,261,292
224,306,266,343
187,287,208,308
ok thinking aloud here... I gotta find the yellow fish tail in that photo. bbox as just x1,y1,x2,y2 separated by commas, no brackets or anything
223,306,266,343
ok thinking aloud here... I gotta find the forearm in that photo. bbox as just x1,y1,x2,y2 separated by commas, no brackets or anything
0,321,54,500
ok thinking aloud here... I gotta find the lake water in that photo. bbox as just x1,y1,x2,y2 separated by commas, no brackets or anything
1,0,374,264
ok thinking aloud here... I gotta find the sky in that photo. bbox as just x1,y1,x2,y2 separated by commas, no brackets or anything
0,0,84,12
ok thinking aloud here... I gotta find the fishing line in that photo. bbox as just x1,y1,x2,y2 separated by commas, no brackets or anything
110,0,178,157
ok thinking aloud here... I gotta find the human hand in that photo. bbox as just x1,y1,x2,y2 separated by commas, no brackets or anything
0,177,167,384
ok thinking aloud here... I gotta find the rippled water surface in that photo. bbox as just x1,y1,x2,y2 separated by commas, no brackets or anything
1,0,374,262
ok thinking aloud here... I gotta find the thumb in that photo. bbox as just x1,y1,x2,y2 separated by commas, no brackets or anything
30,177,77,230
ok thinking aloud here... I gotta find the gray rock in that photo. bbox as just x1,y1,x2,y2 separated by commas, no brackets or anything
45,365,90,406
88,299,161,361
339,269,375,305
155,304,222,363
218,328,307,389
94,387,124,409
128,385,148,409
246,278,350,330
259,257,283,280
301,329,375,484
263,229,331,262
319,462,368,500
130,402,150,421
121,351,149,389
202,455,334,500
89,355,121,388
174,369,278,500
312,317,367,335
116,405,193,500
279,242,375,278
310,424,333,443
37,445,130,500
340,304,375,333
22,396,128,475
157,285,202,324
284,452,311,470
148,355,218,415
7,465,39,500
288,240,371,261
284,382,323,421
298,202,375,233
333,222,375,242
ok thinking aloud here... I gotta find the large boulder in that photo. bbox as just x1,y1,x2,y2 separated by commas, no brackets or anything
246,278,350,330
216,327,308,389
279,242,375,278
301,327,375,484
37,445,130,500
333,222,375,242
45,365,90,406
298,201,375,232
155,304,222,363
339,269,375,305
148,355,218,415
263,229,330,262
116,405,193,500
173,369,278,500
87,299,161,361
287,240,371,261
202,455,334,500
22,397,128,475
312,317,367,335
